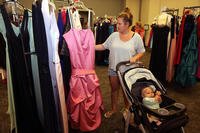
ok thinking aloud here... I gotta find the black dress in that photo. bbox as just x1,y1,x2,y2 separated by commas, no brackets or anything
149,25,170,83
0,32,6,69
1,5,43,133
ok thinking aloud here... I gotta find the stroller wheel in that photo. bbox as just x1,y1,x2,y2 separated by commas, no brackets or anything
122,116,142,133
169,127,185,133
128,125,143,133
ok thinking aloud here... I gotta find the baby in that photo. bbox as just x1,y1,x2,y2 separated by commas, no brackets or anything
141,86,162,126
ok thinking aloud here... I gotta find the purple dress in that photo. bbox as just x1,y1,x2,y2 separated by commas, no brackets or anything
63,28,103,132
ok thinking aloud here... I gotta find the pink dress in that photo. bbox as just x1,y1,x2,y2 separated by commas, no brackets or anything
63,29,103,132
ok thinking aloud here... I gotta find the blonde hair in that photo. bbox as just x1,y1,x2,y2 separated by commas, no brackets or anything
118,7,133,27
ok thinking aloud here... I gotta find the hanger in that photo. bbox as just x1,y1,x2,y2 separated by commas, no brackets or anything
49,1,56,12
183,6,200,16
162,8,179,16
3,0,24,24
72,1,95,15
103,14,110,23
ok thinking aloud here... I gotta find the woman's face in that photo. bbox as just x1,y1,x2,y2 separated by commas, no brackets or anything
117,17,129,33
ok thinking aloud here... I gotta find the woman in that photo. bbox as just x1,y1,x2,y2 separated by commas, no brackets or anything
95,7,145,118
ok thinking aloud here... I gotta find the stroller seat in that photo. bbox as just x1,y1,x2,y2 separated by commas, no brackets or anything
131,80,186,119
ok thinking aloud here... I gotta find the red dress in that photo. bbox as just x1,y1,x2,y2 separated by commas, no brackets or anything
196,16,200,78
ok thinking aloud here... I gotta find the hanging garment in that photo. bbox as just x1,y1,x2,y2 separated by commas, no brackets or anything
175,25,198,87
32,2,59,133
41,1,68,133
196,15,200,78
157,12,173,27
21,9,45,127
69,9,82,29
1,5,43,133
166,18,177,82
61,9,67,26
0,31,6,81
59,9,72,97
0,8,17,133
174,14,188,65
57,11,64,52
181,15,195,50
149,26,169,83
0,32,6,69
63,29,103,132
147,28,153,48
95,22,110,65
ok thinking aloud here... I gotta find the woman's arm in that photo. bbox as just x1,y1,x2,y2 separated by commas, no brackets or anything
95,44,106,51
130,52,144,63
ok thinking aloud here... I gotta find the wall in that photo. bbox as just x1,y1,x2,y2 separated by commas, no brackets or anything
125,0,140,25
17,0,33,9
140,0,149,26
81,0,125,17
140,0,200,45
146,0,200,25
160,0,200,16
125,0,200,26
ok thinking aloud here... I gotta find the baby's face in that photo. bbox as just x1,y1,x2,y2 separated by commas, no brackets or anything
143,87,154,98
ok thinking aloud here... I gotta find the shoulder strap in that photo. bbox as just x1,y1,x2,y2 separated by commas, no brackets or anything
132,32,135,37
87,10,91,29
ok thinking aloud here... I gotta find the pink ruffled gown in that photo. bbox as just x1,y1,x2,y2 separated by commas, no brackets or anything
63,28,103,132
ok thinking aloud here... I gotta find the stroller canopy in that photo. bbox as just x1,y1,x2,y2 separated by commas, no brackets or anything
123,67,166,94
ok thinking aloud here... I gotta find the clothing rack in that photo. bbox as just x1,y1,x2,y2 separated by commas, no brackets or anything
71,1,95,15
184,6,200,10
3,0,34,88
3,0,25,21
183,6,200,15
56,0,72,8
94,15,117,25
57,0,95,18
162,8,179,16
3,0,24,8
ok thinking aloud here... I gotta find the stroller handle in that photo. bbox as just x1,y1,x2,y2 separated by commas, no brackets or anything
116,61,144,71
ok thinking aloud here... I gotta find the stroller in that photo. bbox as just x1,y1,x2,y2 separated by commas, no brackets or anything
116,61,189,133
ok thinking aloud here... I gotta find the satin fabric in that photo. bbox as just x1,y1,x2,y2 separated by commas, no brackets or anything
63,28,103,132
175,25,198,87
41,0,68,133
32,2,60,133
